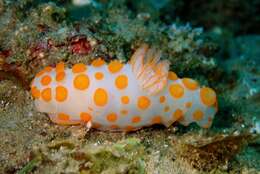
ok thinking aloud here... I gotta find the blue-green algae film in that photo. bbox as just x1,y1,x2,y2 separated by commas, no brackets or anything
0,0,259,173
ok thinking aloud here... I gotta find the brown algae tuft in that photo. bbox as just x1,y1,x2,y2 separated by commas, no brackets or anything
173,133,258,172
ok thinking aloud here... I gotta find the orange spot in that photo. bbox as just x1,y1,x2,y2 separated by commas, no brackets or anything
49,117,80,125
95,72,104,80
58,113,70,121
121,96,129,104
91,58,105,67
55,86,68,102
56,72,65,81
73,74,90,90
152,116,162,124
44,66,52,72
31,86,40,99
202,117,212,129
93,88,108,106
36,70,45,77
178,114,185,122
125,125,135,132
193,109,204,121
110,124,119,129
41,75,52,86
200,87,217,106
202,117,213,129
202,123,210,129
132,116,141,123
120,109,128,115
92,122,102,128
72,63,87,73
182,78,198,90
41,88,52,102
80,112,92,122
159,96,166,103
56,62,65,73
108,60,123,73
137,96,151,110
88,107,94,111
169,83,184,99
172,109,183,121
106,113,117,122
185,102,192,108
164,106,170,112
168,71,178,80
115,75,128,90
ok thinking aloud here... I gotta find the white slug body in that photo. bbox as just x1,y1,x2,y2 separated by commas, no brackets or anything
31,45,218,131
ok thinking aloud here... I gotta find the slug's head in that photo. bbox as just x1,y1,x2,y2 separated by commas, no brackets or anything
30,66,57,113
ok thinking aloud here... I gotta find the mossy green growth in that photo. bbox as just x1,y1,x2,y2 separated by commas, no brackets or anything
76,138,146,174
30,2,67,27
17,155,42,174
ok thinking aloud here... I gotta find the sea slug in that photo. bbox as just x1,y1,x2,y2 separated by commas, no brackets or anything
30,44,218,131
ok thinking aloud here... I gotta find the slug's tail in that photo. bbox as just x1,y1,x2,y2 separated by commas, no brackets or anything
178,84,218,129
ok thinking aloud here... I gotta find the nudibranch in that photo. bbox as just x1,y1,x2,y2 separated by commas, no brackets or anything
30,45,218,131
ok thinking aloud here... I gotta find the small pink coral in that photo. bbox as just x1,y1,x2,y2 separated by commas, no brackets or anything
68,35,91,55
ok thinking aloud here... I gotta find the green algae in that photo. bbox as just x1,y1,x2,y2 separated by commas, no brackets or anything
17,155,42,174
29,137,147,173
78,138,146,173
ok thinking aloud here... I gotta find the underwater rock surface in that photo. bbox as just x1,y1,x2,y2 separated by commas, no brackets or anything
0,0,259,173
